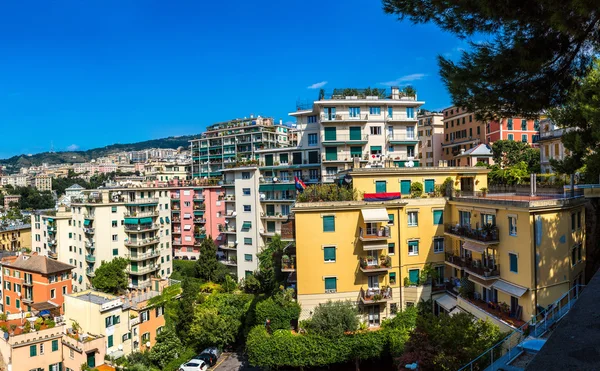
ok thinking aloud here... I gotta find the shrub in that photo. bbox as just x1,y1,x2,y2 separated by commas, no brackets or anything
410,182,424,198
441,177,454,197
296,184,358,203
306,300,359,337
254,294,301,331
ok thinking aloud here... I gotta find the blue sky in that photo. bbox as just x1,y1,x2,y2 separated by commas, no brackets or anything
0,0,465,158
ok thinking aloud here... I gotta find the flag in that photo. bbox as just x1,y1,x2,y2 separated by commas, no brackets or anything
294,176,307,192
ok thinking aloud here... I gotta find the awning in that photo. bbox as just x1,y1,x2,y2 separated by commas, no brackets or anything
160,217,164,224
468,275,497,288
124,218,139,225
361,208,389,223
241,221,252,231
449,307,466,317
492,280,528,297
83,220,91,226
139,217,153,224
435,294,457,312
31,301,59,310
258,184,297,192
166,217,170,223
47,218,54,222
184,213,191,219
462,241,486,254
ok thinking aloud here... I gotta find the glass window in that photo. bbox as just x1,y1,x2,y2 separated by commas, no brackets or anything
388,214,394,225
244,254,252,262
52,339,58,352
243,205,251,212
408,211,418,226
244,238,252,245
324,277,337,292
408,240,419,256
509,253,518,273
308,133,318,146
323,216,335,232
30,345,37,357
375,181,387,193
242,188,251,196
389,272,396,285
433,237,444,253
509,216,517,236
433,210,443,225
324,247,336,262
369,106,381,115
388,243,395,255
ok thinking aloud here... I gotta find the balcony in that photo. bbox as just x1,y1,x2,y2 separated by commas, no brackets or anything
84,228,95,235
125,197,159,206
85,241,94,249
457,295,526,329
445,252,468,270
359,286,393,304
465,263,501,280
281,255,296,272
359,226,391,242
84,213,95,220
387,133,419,144
124,210,159,218
125,237,160,247
85,255,96,263
219,244,237,251
321,134,369,145
172,229,182,234
194,218,206,224
47,227,56,233
127,265,160,275
218,258,237,267
48,239,57,246
129,316,140,327
48,251,58,260
386,114,417,123
359,255,392,274
173,239,182,246
171,194,180,200
86,268,95,277
22,296,34,304
124,224,160,232
320,113,369,123
126,251,160,261
23,279,33,286
444,224,500,244
261,213,291,220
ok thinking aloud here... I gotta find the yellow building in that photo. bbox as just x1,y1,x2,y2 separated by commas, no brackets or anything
0,224,31,251
293,166,586,331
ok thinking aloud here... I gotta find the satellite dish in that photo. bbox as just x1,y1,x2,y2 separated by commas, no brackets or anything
405,161,414,168
272,177,278,182
260,193,266,200
146,342,151,348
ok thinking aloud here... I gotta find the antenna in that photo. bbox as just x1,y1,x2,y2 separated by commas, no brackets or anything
50,141,55,153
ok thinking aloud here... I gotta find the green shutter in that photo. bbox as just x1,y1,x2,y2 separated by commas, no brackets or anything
424,179,435,193
433,210,443,225
370,145,382,152
323,216,335,232
510,254,518,272
267,221,276,233
108,335,114,348
52,339,58,352
350,146,362,157
324,277,337,290
83,219,91,226
400,180,411,194
266,205,275,216
324,247,336,261
30,345,37,357
349,126,361,140
265,154,274,166
409,269,420,284
325,147,337,161
241,221,252,231
375,181,387,193
279,153,288,163
324,127,337,141
388,214,394,224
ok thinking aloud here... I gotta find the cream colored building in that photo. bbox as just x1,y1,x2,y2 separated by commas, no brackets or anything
538,118,573,173
31,174,53,192
418,111,444,167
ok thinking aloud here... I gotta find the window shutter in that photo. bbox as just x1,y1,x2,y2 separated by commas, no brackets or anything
324,127,337,141
375,181,387,193
349,126,361,140
324,247,336,261
324,277,336,290
323,216,335,232
433,210,444,225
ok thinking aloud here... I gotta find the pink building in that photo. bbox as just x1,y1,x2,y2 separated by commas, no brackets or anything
170,185,224,259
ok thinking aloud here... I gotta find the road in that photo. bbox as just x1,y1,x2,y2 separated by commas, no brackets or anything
211,352,260,371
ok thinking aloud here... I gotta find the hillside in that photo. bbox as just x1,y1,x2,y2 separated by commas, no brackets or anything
0,134,201,170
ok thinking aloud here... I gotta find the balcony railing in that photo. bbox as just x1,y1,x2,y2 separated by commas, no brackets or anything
387,133,418,142
445,252,469,269
359,255,392,273
465,263,500,279
124,224,160,232
320,113,369,122
86,268,95,277
127,265,160,275
125,197,159,206
359,227,391,242
126,251,160,261
125,237,160,247
48,251,58,259
359,286,393,304
194,218,206,224
444,223,500,243
124,210,159,218
218,258,237,266
321,134,369,143
84,228,95,235
85,255,96,263
387,114,417,122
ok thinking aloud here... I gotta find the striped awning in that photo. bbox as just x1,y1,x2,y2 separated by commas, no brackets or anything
462,241,485,254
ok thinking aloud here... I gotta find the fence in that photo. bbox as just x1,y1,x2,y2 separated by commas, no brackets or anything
458,285,584,371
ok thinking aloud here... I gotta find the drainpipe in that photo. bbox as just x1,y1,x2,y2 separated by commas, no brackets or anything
533,212,539,320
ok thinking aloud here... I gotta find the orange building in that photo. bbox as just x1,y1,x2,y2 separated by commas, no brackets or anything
2,254,75,315
441,107,487,165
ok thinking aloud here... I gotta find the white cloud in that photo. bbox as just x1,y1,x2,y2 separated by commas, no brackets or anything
307,81,327,89
66,144,79,151
379,73,427,86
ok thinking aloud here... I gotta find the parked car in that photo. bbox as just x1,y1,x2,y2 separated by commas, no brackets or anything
192,347,221,367
179,360,208,371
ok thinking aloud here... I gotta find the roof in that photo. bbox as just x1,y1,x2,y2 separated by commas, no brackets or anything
5,255,75,274
31,301,60,310
492,279,528,297
455,144,493,158
436,294,457,312
65,184,85,190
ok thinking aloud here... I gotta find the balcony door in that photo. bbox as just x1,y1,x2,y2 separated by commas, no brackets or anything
368,276,379,290
368,306,380,327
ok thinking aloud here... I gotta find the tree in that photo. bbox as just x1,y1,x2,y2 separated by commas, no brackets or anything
195,237,227,283
176,278,200,340
148,283,181,329
254,289,300,331
254,235,285,294
91,258,128,294
383,0,600,119
305,300,359,338
550,61,600,182
491,140,540,172
148,329,182,369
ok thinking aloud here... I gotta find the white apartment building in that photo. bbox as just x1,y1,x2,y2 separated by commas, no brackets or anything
538,118,573,174
417,111,444,167
1,174,28,187
290,87,423,181
32,188,173,292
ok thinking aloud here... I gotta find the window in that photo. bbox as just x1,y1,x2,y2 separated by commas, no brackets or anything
142,333,150,343
349,107,360,118
242,172,250,179
243,205,251,212
388,145,394,152
241,221,251,232
509,253,518,273
507,134,514,140
141,310,150,322
52,339,58,352
112,220,117,227
388,243,395,255
50,289,56,299
375,181,387,193
370,126,382,135
459,211,471,227
388,214,394,225
123,333,131,342
571,213,576,231
400,180,411,195
507,118,513,130
16,299,20,309
477,126,481,135
108,335,114,348
322,216,335,232
408,269,419,285
433,237,444,253
62,286,67,294
370,146,382,155
521,134,528,143
389,272,396,285
521,119,527,130
111,206,117,213
244,254,253,262
407,211,418,226
324,277,337,293
112,235,118,242
70,348,74,358
112,248,118,256
406,107,414,118
435,266,445,285
324,247,336,262
30,345,37,357
308,133,318,146
242,188,251,196
408,240,419,256
244,237,252,245
369,106,381,115
433,210,443,225
424,179,435,193
577,211,582,229
388,107,393,118
307,115,317,123
508,216,518,236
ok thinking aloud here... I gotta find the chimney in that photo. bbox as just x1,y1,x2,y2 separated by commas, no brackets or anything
391,86,400,100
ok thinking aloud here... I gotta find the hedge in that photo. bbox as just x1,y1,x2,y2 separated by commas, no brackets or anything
254,296,301,331
246,325,405,368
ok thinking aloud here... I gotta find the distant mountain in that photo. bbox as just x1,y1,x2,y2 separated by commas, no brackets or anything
0,134,201,170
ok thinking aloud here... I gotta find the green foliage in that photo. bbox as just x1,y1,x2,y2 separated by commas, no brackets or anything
253,235,286,294
147,283,181,328
195,237,228,283
397,313,504,371
550,61,600,182
148,329,182,369
161,347,196,371
491,140,540,173
175,278,200,339
304,300,359,337
381,306,418,331
440,177,454,197
488,162,530,185
410,181,423,198
383,0,600,119
240,274,262,294
254,290,301,331
170,259,202,283
91,258,128,294
5,186,54,210
296,183,358,202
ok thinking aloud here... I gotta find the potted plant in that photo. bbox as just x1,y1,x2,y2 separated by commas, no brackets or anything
403,277,410,287
372,293,383,302
480,187,488,197
9,324,16,335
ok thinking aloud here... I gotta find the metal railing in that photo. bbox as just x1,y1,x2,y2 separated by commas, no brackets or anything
321,134,369,142
125,197,159,205
124,210,159,218
320,113,369,122
458,285,585,371
444,223,500,243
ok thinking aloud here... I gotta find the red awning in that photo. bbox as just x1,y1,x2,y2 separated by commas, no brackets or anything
363,192,401,202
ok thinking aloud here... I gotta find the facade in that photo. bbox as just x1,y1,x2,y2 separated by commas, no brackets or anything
0,224,31,251
1,254,74,315
144,161,191,182
1,174,28,188
31,174,53,192
441,107,487,165
291,87,423,181
538,118,571,173
453,143,494,167
292,166,586,331
486,117,540,145
3,194,21,209
418,111,444,167
190,116,290,178
64,279,168,359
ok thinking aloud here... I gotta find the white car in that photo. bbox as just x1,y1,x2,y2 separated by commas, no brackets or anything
179,360,208,371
